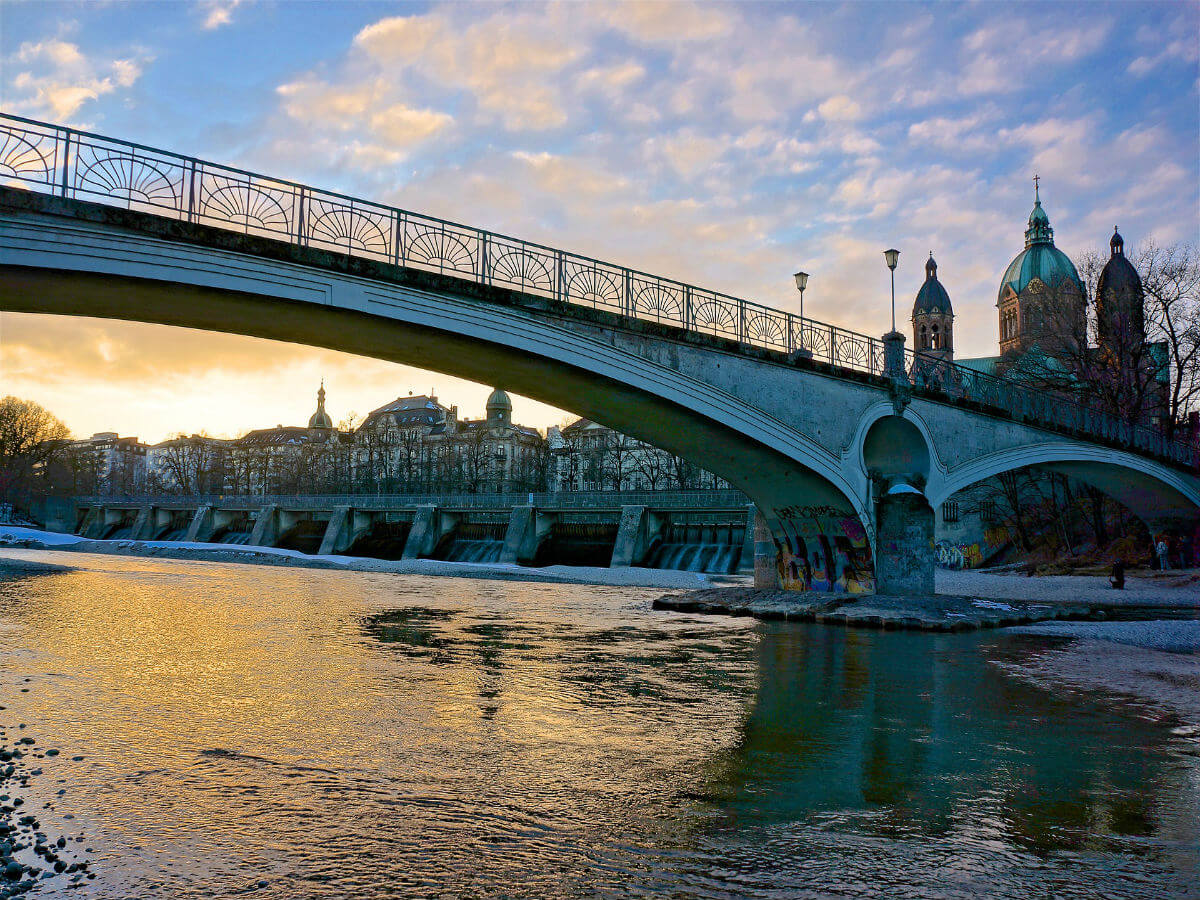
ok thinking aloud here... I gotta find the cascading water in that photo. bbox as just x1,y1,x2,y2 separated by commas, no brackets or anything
444,539,506,564
439,522,509,565
646,522,745,574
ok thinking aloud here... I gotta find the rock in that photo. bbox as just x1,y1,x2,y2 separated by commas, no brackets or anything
43,750,57,758
3,861,21,879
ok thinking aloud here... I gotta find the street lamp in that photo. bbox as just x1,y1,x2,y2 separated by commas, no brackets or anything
793,270,809,350
793,270,809,318
883,249,900,333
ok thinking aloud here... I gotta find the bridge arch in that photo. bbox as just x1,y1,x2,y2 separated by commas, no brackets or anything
930,443,1200,530
0,199,878,586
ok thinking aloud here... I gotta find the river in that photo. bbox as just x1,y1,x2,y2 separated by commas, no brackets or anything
0,550,1196,898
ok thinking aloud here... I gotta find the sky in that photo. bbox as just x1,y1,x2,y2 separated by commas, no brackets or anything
1,0,1197,444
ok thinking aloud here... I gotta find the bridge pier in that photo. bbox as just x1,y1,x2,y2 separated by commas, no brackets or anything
78,505,102,538
874,487,935,595
184,505,214,543
317,506,355,556
131,507,153,541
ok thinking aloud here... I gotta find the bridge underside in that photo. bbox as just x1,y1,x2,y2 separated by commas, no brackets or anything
2,263,875,591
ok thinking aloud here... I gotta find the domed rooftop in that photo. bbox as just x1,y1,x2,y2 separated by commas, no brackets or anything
912,254,952,317
1097,227,1145,347
999,184,1084,300
1097,226,1141,298
308,382,333,430
486,388,511,412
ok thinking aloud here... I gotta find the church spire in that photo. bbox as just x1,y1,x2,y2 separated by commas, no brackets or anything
1024,177,1054,247
308,379,333,430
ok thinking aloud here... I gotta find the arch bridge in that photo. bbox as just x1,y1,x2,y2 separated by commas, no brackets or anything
1,113,1196,592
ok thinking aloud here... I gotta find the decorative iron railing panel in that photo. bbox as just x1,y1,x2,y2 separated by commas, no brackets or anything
1,112,1194,469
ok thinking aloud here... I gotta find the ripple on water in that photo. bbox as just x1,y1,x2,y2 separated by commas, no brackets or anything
0,549,1196,898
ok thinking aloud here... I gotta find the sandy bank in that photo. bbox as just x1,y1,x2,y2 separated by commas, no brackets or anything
995,634,1200,725
0,527,735,590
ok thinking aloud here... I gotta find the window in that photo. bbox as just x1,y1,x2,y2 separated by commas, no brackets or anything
941,500,959,524
919,324,927,349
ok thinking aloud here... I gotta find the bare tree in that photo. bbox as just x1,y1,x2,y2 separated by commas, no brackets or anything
0,396,70,511
1137,241,1200,433
633,446,673,491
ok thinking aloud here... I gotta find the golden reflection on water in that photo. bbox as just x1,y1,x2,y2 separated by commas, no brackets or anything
0,549,1197,899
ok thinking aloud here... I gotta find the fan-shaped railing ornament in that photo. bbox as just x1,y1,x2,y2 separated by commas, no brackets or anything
633,281,683,322
490,245,554,293
564,263,621,310
0,130,54,183
404,222,476,275
198,174,292,233
745,311,786,348
692,298,737,333
833,333,871,370
308,200,390,257
74,147,183,208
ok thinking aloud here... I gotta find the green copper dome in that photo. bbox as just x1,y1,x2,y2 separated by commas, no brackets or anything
998,191,1084,300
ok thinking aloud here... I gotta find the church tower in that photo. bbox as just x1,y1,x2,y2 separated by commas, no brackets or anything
911,253,954,361
307,381,334,439
1096,226,1145,356
996,179,1086,357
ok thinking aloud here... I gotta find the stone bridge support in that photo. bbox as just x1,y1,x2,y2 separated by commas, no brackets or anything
318,506,373,557
131,507,153,541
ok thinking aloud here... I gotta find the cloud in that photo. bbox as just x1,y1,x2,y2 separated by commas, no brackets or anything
8,39,146,121
353,10,583,131
199,0,246,30
592,1,735,43
818,95,863,122
275,78,453,161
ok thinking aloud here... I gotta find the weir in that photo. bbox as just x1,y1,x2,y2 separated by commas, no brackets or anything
57,492,759,574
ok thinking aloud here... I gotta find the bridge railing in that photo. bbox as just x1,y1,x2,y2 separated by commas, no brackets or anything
1,112,1194,469
906,350,1198,467
69,489,753,510
0,112,891,373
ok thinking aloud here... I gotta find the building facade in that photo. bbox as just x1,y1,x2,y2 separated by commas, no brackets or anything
548,418,729,492
352,389,546,494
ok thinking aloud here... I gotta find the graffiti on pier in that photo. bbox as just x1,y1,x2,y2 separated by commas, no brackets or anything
774,506,874,594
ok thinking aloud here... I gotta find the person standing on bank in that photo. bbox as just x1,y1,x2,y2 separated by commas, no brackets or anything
1156,537,1170,571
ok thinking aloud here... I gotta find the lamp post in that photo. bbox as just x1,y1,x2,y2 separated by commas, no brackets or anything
793,270,809,351
883,248,899,333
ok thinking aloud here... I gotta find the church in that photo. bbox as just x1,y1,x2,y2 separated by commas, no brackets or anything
909,181,1168,427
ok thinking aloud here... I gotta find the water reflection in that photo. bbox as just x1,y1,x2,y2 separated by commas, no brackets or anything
701,626,1176,852
0,550,1195,899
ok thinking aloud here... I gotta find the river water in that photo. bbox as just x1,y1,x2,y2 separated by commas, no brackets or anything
0,550,1196,898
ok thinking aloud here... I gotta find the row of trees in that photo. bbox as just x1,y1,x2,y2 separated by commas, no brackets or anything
554,429,716,492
